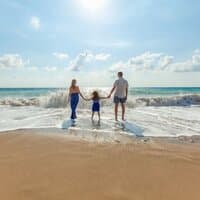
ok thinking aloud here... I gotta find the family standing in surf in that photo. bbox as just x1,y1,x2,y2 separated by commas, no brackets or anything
68,72,129,123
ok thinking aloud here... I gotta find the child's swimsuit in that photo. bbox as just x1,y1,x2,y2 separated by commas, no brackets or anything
92,100,100,112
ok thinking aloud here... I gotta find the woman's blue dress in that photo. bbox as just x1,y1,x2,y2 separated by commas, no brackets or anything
70,93,79,120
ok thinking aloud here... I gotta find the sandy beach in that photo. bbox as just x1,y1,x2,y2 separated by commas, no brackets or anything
0,130,200,200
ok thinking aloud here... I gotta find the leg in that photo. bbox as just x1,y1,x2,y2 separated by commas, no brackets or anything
70,103,75,120
98,112,100,121
70,95,79,120
91,112,94,121
115,103,119,121
71,103,77,120
121,103,125,121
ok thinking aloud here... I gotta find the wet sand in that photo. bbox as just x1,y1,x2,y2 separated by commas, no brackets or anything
0,129,200,200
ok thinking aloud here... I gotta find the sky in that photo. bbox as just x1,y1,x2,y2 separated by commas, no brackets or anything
0,0,200,87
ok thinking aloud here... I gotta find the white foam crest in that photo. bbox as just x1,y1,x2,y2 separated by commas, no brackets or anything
135,94,200,107
36,91,200,108
0,98,39,106
0,90,200,108
39,88,111,109
39,90,68,108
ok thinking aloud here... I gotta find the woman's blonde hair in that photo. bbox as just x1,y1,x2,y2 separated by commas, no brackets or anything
70,79,77,89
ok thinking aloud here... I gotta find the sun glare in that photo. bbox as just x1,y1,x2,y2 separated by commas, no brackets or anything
78,0,107,14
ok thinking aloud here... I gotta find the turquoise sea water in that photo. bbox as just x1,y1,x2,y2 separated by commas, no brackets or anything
0,87,200,98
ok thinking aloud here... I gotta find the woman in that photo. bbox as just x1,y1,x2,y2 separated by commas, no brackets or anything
68,79,85,122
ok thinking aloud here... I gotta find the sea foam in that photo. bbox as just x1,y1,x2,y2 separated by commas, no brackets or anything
0,89,200,108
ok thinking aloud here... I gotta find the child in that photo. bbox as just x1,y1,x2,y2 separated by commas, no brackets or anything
85,91,109,121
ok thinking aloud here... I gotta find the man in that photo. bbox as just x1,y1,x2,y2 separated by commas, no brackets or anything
108,72,129,121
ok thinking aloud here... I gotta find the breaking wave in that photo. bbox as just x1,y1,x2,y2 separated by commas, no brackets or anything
0,89,200,108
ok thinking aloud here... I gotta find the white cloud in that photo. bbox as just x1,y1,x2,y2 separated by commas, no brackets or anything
95,53,111,61
158,55,174,70
84,52,110,62
0,54,28,69
175,51,200,72
68,52,88,71
161,49,200,72
30,16,40,30
128,52,163,71
109,52,165,72
68,51,110,71
53,52,69,60
109,61,126,72
109,50,200,72
44,66,57,71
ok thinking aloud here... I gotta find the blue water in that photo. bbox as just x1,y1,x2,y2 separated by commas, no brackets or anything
0,87,200,98
130,87,200,96
0,88,58,98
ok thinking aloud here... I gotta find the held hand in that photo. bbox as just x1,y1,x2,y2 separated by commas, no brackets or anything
82,97,89,101
107,94,111,98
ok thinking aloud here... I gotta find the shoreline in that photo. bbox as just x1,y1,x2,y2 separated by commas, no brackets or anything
1,128,200,144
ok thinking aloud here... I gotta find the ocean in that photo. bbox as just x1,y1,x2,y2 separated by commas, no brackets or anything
0,87,200,138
